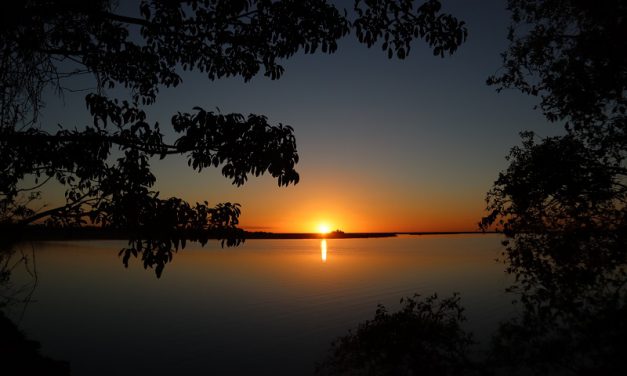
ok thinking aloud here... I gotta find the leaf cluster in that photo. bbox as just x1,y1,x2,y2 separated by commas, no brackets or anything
487,0,627,126
481,131,626,235
354,0,466,59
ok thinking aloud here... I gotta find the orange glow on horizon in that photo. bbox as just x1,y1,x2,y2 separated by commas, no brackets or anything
189,172,488,234
239,210,483,233
164,139,490,234
239,206,483,233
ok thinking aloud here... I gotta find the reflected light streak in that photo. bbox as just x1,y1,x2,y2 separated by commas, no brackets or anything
321,239,327,263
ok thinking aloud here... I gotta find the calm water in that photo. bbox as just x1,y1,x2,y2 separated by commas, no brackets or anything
8,235,514,375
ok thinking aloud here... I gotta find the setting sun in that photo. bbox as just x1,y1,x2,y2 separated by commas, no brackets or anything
318,223,331,234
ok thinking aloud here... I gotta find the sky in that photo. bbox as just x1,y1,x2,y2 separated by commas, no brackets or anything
39,1,560,233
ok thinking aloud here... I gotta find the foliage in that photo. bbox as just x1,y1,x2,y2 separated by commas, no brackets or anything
353,0,466,59
487,0,627,126
480,2,627,373
316,293,475,376
481,131,626,235
0,0,467,276
486,230,627,375
1,0,467,127
482,0,627,235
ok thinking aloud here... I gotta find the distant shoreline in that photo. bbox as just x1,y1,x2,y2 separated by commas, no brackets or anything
246,231,495,239
1,226,496,241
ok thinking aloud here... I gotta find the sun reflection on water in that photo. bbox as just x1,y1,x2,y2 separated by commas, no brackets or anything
321,239,327,263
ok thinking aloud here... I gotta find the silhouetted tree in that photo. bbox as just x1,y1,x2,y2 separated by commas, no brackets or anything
487,0,626,126
316,294,475,376
482,0,626,236
480,2,627,374
0,0,467,276
481,131,625,236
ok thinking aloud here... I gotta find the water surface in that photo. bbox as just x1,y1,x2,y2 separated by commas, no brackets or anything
10,235,513,375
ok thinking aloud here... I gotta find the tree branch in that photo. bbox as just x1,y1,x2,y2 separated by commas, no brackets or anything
19,196,97,225
14,175,53,194
98,11,153,28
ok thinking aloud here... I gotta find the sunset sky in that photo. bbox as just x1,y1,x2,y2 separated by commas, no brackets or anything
40,1,560,233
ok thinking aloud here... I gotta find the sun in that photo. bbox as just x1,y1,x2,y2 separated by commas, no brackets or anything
317,223,331,234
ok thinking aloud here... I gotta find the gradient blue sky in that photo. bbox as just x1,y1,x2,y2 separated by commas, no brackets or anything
40,1,561,232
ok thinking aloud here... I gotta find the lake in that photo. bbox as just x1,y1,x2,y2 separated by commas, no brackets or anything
6,234,515,375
